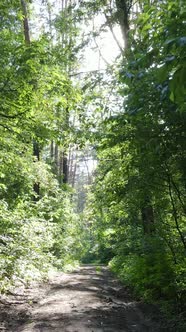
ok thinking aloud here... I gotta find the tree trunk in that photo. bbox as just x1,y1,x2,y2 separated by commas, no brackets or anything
63,153,68,183
115,0,130,48
20,0,40,200
141,197,155,234
167,176,186,251
72,163,76,188
50,141,54,159
55,143,59,175
20,0,30,45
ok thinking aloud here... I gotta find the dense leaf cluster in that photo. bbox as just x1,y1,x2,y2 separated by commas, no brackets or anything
0,0,84,291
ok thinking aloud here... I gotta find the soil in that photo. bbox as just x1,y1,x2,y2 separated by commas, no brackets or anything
0,265,167,332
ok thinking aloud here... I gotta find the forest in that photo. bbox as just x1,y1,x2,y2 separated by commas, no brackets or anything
0,0,186,330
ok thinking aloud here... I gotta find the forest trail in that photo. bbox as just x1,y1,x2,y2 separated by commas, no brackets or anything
1,266,163,332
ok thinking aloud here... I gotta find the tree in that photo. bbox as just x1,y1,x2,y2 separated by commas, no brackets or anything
81,0,186,322
0,0,84,290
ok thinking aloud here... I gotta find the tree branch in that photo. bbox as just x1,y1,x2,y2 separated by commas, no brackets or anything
167,173,186,251
103,12,124,53
0,109,28,119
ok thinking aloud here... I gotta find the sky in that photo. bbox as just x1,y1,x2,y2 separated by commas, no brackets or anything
80,14,124,72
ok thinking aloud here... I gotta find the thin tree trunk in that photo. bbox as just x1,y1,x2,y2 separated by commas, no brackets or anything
141,197,155,234
68,147,73,185
168,176,186,251
55,143,59,175
63,153,68,183
20,0,30,45
115,0,130,48
50,141,54,159
72,163,76,188
59,149,63,184
20,0,40,200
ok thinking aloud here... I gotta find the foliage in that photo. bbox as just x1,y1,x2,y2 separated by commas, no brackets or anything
0,158,83,290
0,2,186,330
0,0,84,291
80,0,186,327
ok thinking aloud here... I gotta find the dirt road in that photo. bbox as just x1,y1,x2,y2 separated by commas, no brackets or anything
0,266,164,331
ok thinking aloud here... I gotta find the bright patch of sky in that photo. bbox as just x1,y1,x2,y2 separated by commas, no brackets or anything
78,10,124,72
31,0,123,178
31,0,124,71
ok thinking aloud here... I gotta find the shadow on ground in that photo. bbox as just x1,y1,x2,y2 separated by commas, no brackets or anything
1,266,167,332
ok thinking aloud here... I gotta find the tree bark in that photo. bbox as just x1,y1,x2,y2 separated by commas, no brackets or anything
20,0,40,199
141,197,155,234
50,141,54,159
55,143,59,175
20,0,30,45
63,153,68,183
168,176,186,251
115,0,130,48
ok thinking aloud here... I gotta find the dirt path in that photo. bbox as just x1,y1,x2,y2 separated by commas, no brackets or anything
0,266,165,332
